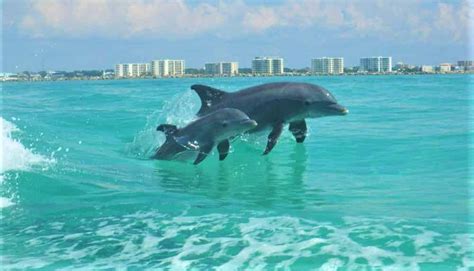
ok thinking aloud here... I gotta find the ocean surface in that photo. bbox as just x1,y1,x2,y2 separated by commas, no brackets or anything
1,75,472,270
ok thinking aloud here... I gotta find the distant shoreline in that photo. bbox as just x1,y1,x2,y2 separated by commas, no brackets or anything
2,71,471,83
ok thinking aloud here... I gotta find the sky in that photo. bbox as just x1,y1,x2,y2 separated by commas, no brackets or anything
2,0,473,72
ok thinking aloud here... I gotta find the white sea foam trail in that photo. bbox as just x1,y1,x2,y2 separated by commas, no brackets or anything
0,117,54,208
3,211,471,270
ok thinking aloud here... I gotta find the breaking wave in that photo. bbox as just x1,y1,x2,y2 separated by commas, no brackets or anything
0,117,54,208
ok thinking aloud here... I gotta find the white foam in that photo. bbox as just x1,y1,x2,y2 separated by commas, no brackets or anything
0,117,53,173
2,211,472,269
320,258,344,271
0,197,14,208
0,117,54,208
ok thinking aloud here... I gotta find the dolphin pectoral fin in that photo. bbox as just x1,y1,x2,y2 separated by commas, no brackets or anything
193,143,214,165
263,123,283,155
217,140,230,161
289,120,307,143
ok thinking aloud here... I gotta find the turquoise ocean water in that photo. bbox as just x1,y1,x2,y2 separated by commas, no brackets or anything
1,75,472,270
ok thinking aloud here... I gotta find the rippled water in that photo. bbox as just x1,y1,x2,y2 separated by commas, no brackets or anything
1,75,472,270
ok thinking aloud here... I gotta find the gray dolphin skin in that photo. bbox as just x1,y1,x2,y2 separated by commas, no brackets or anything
152,108,258,165
191,82,348,155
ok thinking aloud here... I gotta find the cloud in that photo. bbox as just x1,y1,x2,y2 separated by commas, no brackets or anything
243,7,279,32
11,0,473,43
436,1,472,41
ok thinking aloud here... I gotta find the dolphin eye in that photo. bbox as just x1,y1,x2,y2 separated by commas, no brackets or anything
304,101,311,106
222,122,228,128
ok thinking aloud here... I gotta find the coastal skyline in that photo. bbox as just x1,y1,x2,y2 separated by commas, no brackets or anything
3,0,472,72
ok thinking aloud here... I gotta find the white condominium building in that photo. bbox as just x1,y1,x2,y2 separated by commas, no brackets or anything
115,64,125,78
252,57,284,75
311,57,344,74
359,57,392,73
222,62,239,75
151,59,185,77
204,62,239,75
115,63,150,78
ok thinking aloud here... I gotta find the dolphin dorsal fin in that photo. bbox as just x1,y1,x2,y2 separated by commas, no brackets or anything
157,124,178,138
191,84,228,115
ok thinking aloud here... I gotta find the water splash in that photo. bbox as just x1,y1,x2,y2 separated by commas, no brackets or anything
0,117,54,208
125,91,201,158
0,117,54,173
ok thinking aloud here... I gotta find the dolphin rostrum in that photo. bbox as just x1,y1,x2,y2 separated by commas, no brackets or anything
151,108,257,165
191,82,348,155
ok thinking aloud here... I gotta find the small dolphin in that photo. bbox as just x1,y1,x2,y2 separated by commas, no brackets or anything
191,82,348,154
152,108,257,165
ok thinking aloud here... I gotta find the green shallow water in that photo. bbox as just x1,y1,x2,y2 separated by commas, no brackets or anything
1,75,472,270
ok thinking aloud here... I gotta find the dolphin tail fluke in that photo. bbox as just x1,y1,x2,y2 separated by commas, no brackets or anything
190,84,228,115
152,124,183,160
152,137,186,160
157,124,178,137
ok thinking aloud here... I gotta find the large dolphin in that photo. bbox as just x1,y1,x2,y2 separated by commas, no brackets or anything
151,108,257,165
191,82,348,154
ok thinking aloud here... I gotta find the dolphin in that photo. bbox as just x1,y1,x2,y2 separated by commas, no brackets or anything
191,82,348,154
151,108,258,165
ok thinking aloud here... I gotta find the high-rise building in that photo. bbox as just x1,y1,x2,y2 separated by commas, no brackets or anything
252,57,272,74
205,62,239,75
271,58,284,75
151,59,185,77
222,62,239,75
204,63,219,74
137,63,150,76
312,58,331,74
115,63,150,78
457,60,473,67
359,57,392,73
115,64,124,78
252,57,284,75
332,58,344,74
311,57,344,74
457,60,473,71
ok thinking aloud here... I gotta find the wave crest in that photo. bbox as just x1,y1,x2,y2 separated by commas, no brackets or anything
0,117,53,173
0,117,55,208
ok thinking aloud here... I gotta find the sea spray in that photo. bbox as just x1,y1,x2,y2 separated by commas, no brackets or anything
0,117,54,173
0,117,54,208
125,90,200,158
